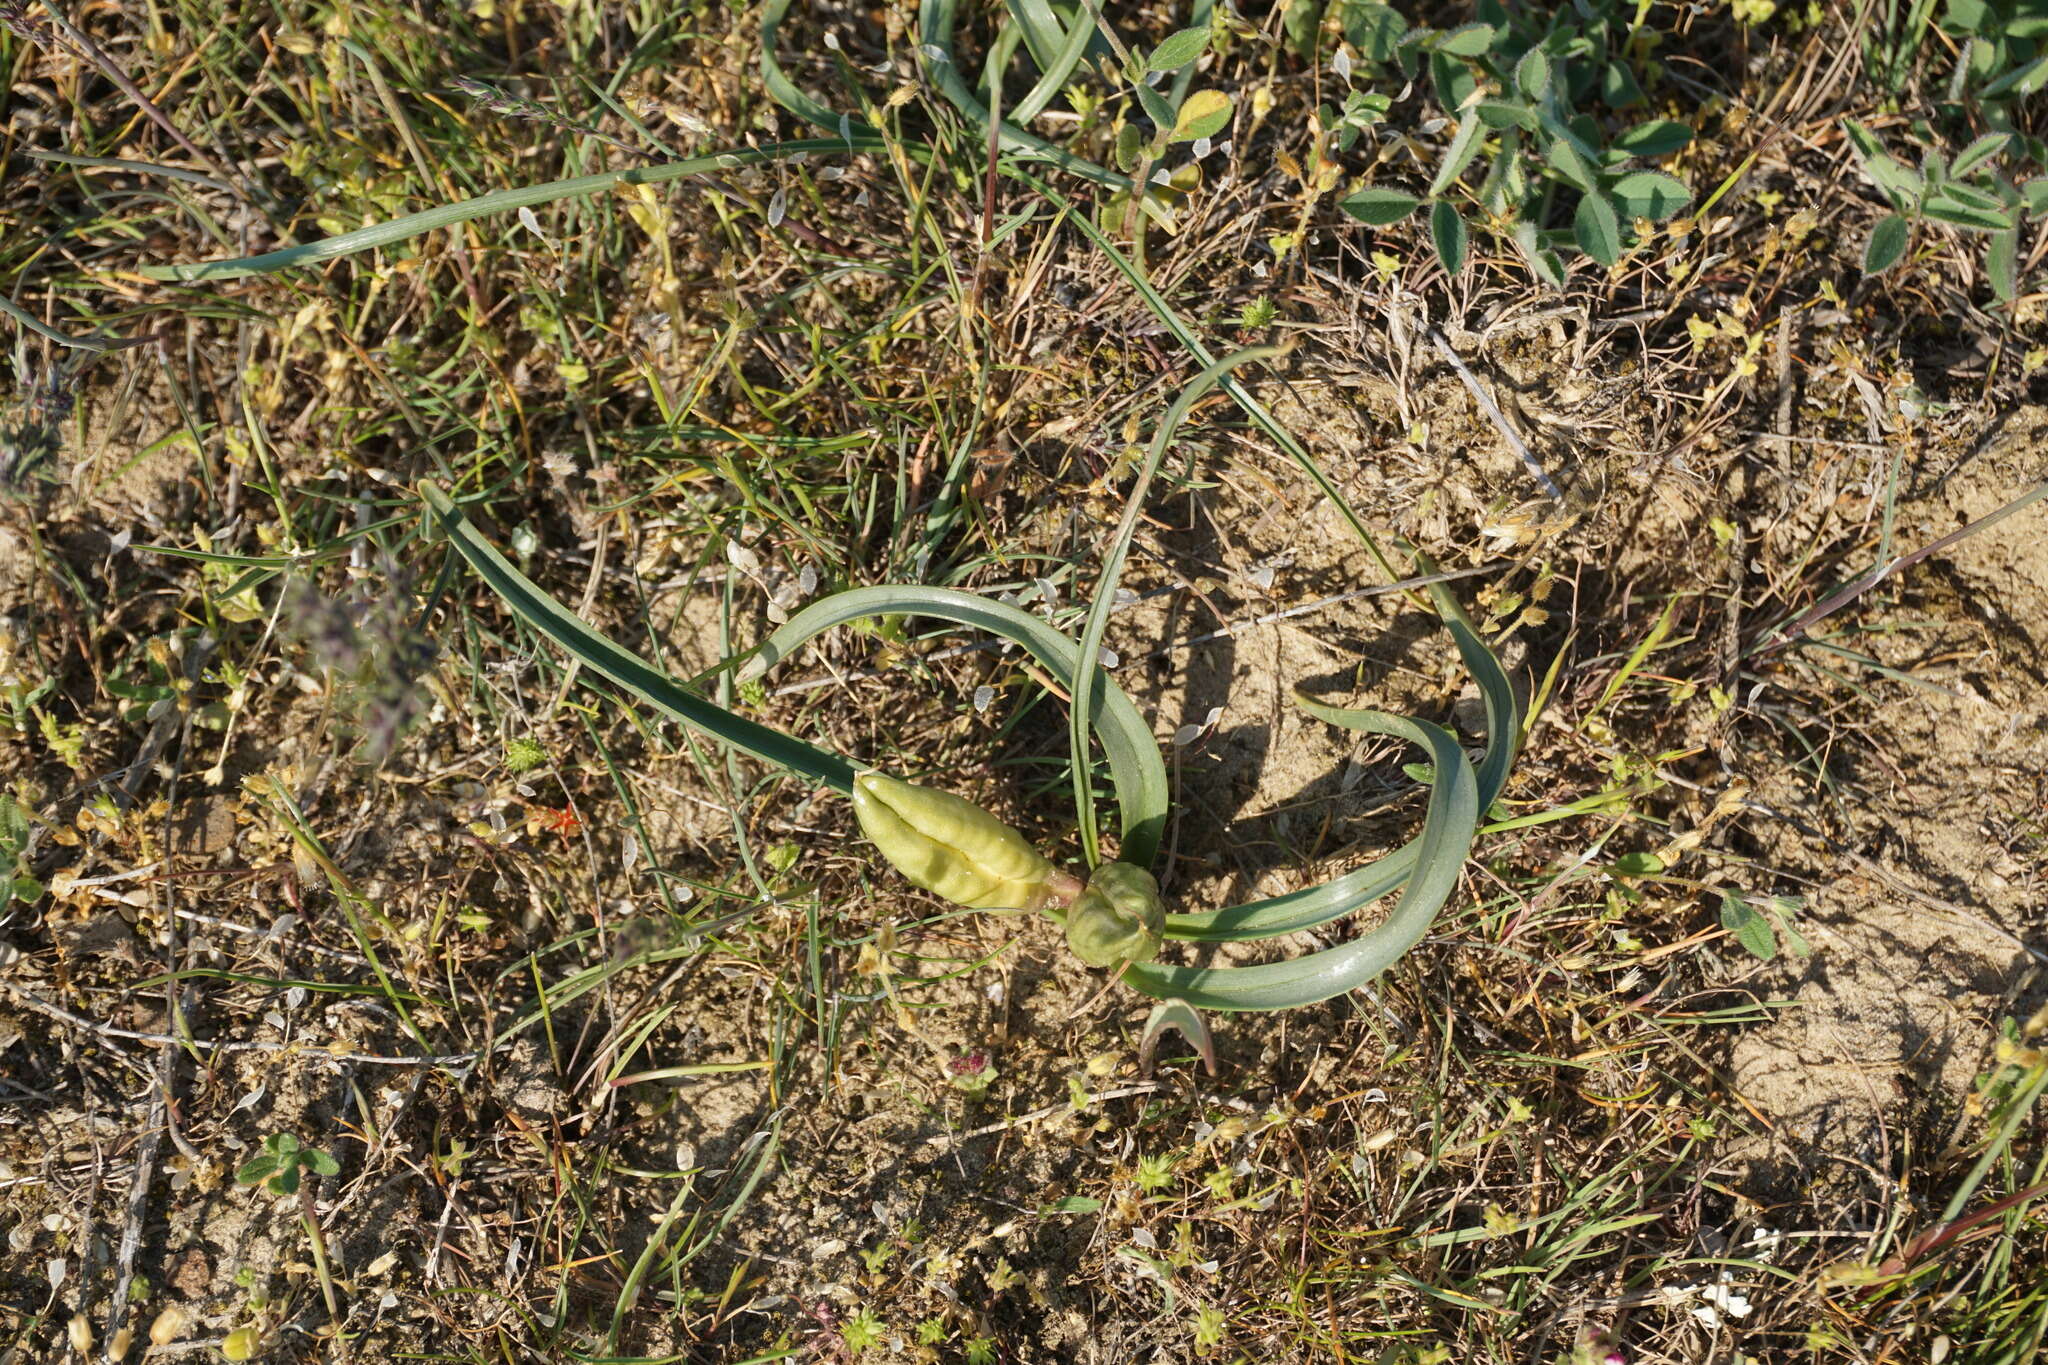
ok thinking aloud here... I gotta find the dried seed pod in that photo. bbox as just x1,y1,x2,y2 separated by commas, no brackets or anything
853,772,1058,910
67,1314,92,1355
149,1305,187,1346
1065,862,1166,968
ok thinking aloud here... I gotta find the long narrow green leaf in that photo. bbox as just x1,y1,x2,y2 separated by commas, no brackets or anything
1071,345,1280,867
1123,713,1478,1010
1008,0,1097,124
1006,0,1076,70
1016,172,1395,578
139,139,882,282
419,483,860,792
1164,566,1516,942
919,0,1134,192
737,587,1170,869
761,0,881,137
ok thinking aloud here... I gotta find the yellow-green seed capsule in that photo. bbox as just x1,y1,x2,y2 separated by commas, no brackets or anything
221,1326,262,1361
1064,861,1166,968
853,772,1056,909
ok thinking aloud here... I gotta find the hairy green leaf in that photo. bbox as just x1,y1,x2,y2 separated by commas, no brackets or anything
1148,24,1211,72
1430,199,1469,274
1719,892,1778,961
1574,189,1623,265
1435,22,1498,56
1170,89,1233,142
1609,170,1690,221
1611,120,1693,157
1863,213,1909,273
1338,186,1423,225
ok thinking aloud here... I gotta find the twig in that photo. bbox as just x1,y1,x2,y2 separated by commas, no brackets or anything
104,1093,164,1352
1745,476,2048,660
0,984,478,1066
1429,327,1564,502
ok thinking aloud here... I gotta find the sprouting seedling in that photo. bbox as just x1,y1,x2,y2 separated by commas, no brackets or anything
235,1134,341,1326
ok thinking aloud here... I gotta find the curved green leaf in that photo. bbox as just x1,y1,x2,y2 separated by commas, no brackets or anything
740,588,1170,869
419,483,859,792
1072,345,1280,867
1123,712,1478,1010
1163,563,1517,943
761,0,881,137
1139,997,1217,1075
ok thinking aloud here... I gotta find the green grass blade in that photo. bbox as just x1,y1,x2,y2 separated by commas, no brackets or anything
139,139,882,282
920,0,1132,191
1123,712,1478,1010
1015,172,1394,577
761,0,880,137
737,586,1170,869
1007,0,1097,124
418,483,859,793
1071,345,1280,868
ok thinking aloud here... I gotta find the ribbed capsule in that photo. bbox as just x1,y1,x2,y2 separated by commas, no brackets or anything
853,772,1056,909
1064,861,1166,968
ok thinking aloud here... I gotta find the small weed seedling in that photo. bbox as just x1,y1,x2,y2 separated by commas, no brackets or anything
235,1134,342,1327
1844,122,2048,302
1333,0,1693,282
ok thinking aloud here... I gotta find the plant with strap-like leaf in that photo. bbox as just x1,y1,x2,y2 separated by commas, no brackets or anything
418,346,1520,1063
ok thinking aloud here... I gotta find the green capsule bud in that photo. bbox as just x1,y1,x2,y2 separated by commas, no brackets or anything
853,772,1057,909
1064,861,1166,968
